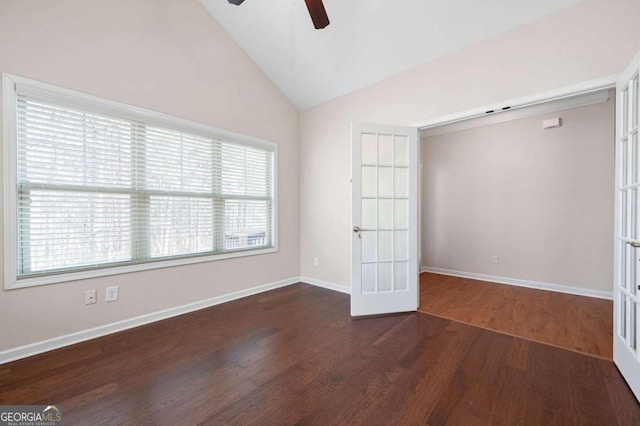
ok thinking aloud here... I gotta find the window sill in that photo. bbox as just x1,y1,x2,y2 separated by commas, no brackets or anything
5,246,278,290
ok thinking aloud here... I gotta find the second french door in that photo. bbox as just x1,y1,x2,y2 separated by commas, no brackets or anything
615,48,640,402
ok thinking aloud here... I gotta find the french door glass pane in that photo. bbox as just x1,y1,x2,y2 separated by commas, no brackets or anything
635,134,640,187
378,231,393,261
622,139,628,185
379,262,393,291
630,246,636,294
379,167,393,197
361,231,376,262
633,76,639,129
631,189,637,239
394,262,408,291
630,135,636,186
379,134,393,166
621,241,628,290
362,199,377,229
621,295,627,339
394,168,409,198
362,166,377,197
394,135,409,167
630,302,637,351
362,263,376,293
379,199,393,229
636,302,640,353
626,244,634,292
395,199,409,229
631,135,638,185
361,133,377,165
633,249,639,298
622,191,628,237
395,231,408,260
623,88,629,134
636,76,640,127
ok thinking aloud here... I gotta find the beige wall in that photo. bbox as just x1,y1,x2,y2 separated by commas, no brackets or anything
0,0,299,352
1,0,638,355
299,0,640,290
421,97,615,292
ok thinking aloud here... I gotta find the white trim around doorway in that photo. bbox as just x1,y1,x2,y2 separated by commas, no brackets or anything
412,74,618,130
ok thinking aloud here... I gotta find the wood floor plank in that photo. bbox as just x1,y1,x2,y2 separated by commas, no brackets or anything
427,329,510,425
0,283,637,425
419,272,613,358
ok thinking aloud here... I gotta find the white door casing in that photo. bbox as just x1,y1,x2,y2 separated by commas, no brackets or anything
614,49,640,402
351,123,419,316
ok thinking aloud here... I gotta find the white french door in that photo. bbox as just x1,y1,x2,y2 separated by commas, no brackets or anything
351,123,419,316
615,49,640,402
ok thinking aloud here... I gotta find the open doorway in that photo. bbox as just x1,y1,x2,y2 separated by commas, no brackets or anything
418,89,615,359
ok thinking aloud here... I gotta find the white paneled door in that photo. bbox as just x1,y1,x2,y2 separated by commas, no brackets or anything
351,123,419,316
615,49,640,402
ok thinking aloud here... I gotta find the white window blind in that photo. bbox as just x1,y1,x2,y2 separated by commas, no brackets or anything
8,80,275,285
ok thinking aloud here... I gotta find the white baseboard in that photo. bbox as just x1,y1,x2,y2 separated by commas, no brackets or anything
0,277,300,365
300,276,351,294
421,267,613,300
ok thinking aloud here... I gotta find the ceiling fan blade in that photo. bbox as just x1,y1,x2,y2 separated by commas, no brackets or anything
227,0,245,5
304,0,330,29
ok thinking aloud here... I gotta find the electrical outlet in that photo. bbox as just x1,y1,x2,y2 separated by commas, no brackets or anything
313,257,319,267
105,286,119,302
85,290,97,305
492,256,499,264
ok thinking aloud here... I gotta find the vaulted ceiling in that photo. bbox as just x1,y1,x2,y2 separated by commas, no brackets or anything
201,0,584,110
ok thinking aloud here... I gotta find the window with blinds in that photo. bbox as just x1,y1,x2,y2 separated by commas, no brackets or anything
4,75,276,287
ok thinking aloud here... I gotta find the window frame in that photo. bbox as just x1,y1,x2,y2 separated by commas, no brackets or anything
2,73,278,290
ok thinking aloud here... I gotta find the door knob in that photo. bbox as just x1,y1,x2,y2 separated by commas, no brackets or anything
353,226,371,233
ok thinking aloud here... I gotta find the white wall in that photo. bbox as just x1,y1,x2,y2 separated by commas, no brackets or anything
421,97,615,292
299,0,640,289
0,0,299,352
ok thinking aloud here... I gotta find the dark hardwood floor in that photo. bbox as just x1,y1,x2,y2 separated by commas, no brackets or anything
419,272,613,359
1,283,638,425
